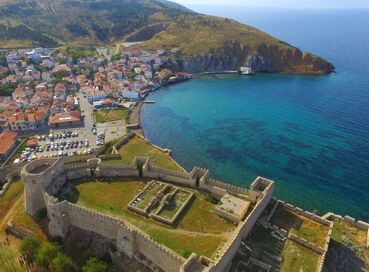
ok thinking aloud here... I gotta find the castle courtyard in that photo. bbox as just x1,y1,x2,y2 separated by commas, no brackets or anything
57,177,236,259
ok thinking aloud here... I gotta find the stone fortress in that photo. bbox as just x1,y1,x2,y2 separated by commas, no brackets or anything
20,153,369,272
21,156,275,272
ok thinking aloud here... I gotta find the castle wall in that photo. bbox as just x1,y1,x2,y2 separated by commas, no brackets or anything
134,231,185,272
208,178,274,272
65,162,91,180
0,163,24,183
66,203,119,240
144,166,194,188
99,164,138,177
21,159,275,272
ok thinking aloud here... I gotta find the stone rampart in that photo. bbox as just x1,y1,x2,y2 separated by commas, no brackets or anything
134,229,186,272
289,234,325,254
208,177,275,272
99,163,138,177
20,158,276,272
144,166,193,188
0,163,24,183
64,162,91,180
67,202,120,240
278,201,331,227
112,132,136,153
207,178,249,196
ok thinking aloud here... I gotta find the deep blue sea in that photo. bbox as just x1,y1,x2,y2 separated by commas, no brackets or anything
141,8,369,219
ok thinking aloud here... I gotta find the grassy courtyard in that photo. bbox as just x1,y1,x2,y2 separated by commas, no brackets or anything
117,135,184,172
94,108,129,123
271,205,329,247
60,178,235,258
280,240,321,272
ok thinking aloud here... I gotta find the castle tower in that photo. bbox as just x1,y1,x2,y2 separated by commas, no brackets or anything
21,158,64,216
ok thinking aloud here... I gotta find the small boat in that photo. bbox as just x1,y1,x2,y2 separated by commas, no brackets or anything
239,67,253,75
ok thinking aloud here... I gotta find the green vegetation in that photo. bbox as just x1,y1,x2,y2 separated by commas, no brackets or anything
0,0,332,74
94,109,129,123
146,228,224,258
271,205,329,247
59,178,234,258
117,135,183,171
280,240,320,272
0,178,23,221
331,219,368,247
0,244,24,272
0,23,58,48
63,47,97,63
0,0,191,47
10,196,49,241
19,236,73,272
0,82,17,97
82,257,116,272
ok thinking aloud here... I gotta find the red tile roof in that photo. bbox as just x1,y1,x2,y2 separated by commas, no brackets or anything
0,131,17,155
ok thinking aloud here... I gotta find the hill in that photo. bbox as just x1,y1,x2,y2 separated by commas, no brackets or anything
0,0,333,74
136,15,334,75
0,0,192,47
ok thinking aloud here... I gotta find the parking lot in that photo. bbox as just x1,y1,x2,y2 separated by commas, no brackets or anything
13,128,106,164
12,90,129,164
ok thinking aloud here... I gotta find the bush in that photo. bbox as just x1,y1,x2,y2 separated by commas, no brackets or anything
19,236,42,262
0,245,24,272
35,242,61,268
51,253,73,272
82,257,116,272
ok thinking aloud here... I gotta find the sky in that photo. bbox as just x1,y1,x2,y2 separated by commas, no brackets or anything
174,0,369,9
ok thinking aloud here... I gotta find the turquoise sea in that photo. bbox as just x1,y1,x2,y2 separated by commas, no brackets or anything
141,8,369,219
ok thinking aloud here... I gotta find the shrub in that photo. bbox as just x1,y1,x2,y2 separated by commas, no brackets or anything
35,242,61,269
19,236,42,262
51,253,73,272
82,257,116,272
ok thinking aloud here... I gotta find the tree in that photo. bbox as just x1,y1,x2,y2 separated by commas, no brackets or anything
82,257,115,272
35,242,60,269
19,236,41,262
51,253,73,272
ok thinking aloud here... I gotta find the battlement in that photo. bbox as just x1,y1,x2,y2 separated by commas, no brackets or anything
21,157,277,272
149,165,189,179
64,162,89,170
22,158,61,176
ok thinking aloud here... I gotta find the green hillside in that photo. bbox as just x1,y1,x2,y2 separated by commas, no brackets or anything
138,15,334,74
0,0,333,74
0,0,192,47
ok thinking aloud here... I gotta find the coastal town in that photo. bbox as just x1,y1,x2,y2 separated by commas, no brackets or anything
0,47,191,164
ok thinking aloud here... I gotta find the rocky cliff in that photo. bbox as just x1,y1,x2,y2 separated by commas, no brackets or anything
141,15,334,75
183,42,334,75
